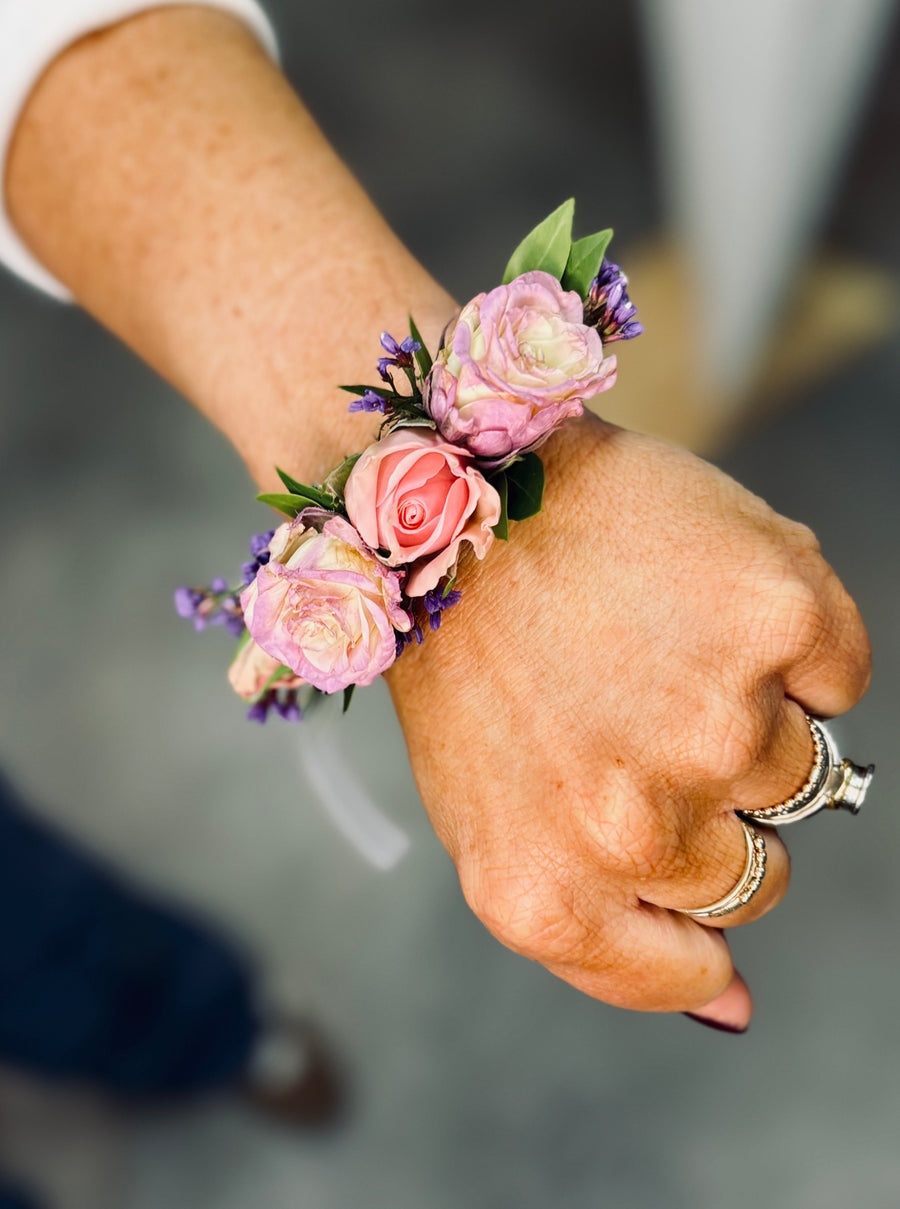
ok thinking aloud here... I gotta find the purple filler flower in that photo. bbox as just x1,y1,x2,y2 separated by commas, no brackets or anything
242,530,276,585
422,586,462,632
584,260,644,343
348,389,387,414
377,332,422,383
174,586,203,619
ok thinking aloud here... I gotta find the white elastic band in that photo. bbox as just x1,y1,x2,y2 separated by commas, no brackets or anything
0,0,279,299
296,696,412,872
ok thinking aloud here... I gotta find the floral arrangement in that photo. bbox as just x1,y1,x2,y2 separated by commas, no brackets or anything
175,200,642,721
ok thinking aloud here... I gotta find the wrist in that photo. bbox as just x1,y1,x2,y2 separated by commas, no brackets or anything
5,4,454,489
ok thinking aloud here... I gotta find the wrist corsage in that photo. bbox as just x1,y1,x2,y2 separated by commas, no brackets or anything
175,200,642,721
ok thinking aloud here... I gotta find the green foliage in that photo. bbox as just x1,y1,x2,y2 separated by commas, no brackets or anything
323,453,361,501
274,469,332,507
490,471,510,540
501,200,615,301
505,452,545,521
502,198,575,285
408,315,433,377
562,229,613,298
256,492,321,518
338,384,381,396
342,684,356,714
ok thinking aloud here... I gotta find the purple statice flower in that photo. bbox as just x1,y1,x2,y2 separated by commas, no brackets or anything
376,332,422,384
246,688,303,724
583,259,644,343
272,696,302,722
242,529,276,585
174,582,244,634
394,619,425,657
422,586,462,632
348,389,387,414
174,586,203,619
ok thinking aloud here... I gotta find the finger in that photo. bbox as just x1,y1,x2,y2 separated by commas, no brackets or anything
684,967,753,1033
779,569,872,717
458,852,742,1014
637,809,791,928
722,692,817,814
544,896,750,1019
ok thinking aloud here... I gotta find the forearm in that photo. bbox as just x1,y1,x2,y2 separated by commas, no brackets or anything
4,5,454,489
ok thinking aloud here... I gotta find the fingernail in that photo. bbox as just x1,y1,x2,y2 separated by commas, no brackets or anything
682,1011,747,1034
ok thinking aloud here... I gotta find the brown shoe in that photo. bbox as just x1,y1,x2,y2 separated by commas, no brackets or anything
240,1017,346,1129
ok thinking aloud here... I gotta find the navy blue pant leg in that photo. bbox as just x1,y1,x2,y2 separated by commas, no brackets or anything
0,1181,40,1209
0,775,259,1097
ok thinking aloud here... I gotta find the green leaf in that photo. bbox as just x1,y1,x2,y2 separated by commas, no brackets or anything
505,452,545,522
390,416,436,432
338,383,382,396
275,467,330,505
342,684,356,714
502,198,575,285
408,314,433,378
256,492,324,518
490,471,509,540
274,470,332,507
562,228,613,298
322,453,361,501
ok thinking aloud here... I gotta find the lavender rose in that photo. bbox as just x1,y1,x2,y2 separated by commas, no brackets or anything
344,428,501,597
239,515,411,693
426,270,617,462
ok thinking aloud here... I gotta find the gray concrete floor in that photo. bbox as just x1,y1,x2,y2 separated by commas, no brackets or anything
0,3,898,1207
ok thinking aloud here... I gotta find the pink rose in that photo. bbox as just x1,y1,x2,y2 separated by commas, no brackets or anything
344,428,501,597
426,270,617,462
240,515,411,693
227,638,303,701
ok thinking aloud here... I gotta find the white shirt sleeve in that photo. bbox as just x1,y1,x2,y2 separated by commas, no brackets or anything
0,0,279,300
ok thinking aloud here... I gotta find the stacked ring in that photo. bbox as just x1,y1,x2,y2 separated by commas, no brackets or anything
679,715,873,920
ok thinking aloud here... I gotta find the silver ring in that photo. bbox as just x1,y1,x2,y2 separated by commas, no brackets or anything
739,715,874,827
679,819,768,920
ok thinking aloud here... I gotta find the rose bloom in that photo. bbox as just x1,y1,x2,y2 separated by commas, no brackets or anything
239,514,410,693
426,270,617,461
227,637,302,700
344,428,501,597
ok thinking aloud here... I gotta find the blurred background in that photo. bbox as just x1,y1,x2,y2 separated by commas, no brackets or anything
0,1,898,1205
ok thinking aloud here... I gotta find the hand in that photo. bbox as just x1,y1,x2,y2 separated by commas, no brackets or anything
388,414,871,1028
6,5,871,1030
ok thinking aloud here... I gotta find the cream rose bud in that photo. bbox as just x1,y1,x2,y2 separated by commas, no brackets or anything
426,270,617,462
240,515,411,693
227,637,302,700
343,428,501,597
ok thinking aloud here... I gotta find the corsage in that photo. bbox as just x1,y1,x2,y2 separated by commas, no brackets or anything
175,200,642,721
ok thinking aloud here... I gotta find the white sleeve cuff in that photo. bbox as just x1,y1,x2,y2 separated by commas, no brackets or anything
0,0,279,300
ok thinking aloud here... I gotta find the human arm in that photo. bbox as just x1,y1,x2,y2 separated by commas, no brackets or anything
4,5,871,1028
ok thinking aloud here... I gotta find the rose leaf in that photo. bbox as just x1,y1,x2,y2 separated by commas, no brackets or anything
505,452,545,522
342,684,356,714
501,198,575,285
562,229,614,299
490,470,510,540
